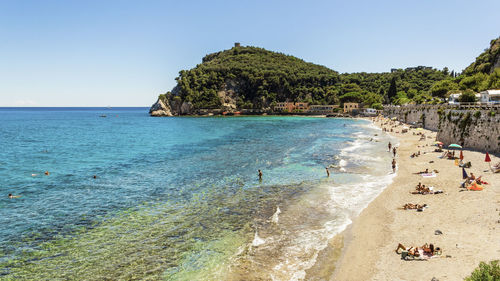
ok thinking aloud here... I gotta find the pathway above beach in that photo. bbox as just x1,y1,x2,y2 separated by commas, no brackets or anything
332,118,500,280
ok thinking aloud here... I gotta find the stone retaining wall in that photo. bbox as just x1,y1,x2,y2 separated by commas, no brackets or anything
384,105,500,153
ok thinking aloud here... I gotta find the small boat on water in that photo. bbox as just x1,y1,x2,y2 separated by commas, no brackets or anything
100,115,107,117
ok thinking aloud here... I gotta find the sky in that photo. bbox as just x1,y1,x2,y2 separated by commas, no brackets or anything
1,0,499,107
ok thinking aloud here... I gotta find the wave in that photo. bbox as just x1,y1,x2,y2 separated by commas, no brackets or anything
227,120,398,280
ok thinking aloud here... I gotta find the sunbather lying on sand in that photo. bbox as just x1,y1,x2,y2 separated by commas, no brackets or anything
414,168,429,174
396,243,441,259
402,203,427,210
411,188,443,195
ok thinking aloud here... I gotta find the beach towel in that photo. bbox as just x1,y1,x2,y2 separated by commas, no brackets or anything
421,173,436,178
468,182,483,191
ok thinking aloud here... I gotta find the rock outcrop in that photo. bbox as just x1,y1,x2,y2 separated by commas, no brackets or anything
149,98,173,117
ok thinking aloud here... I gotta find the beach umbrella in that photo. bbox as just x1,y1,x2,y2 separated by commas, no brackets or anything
462,167,468,179
460,150,464,161
485,152,491,162
448,144,462,149
434,141,443,146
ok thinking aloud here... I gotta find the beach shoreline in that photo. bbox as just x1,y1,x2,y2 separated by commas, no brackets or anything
325,117,500,280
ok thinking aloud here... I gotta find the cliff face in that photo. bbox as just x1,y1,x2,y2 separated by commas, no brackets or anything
149,98,173,117
385,105,500,152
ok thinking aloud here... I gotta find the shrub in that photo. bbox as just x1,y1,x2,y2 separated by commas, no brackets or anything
371,103,383,110
465,260,500,281
474,111,481,118
489,111,496,117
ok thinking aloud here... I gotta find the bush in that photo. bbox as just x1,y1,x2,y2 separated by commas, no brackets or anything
474,111,481,118
489,111,496,117
371,103,383,110
459,90,477,103
465,260,500,281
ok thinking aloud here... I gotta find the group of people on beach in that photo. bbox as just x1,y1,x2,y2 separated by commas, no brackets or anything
379,117,444,260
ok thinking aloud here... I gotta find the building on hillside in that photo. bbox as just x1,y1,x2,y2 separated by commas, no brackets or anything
479,89,500,104
273,102,309,112
343,103,359,113
448,92,484,104
448,93,462,104
361,108,377,116
294,102,309,111
307,105,339,114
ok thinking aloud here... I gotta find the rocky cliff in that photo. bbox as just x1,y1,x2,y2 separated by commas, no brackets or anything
149,98,173,117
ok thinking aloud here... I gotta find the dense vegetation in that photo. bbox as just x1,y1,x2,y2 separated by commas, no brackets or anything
339,67,450,106
158,37,500,111
165,47,340,109
428,37,500,103
463,37,500,75
465,260,500,281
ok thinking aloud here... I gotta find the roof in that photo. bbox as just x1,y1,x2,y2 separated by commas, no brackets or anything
480,89,500,96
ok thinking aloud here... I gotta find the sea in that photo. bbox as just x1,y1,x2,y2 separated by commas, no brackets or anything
0,107,396,280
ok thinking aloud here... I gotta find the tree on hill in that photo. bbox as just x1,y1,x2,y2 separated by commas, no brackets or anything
387,77,397,104
430,79,458,100
458,90,477,103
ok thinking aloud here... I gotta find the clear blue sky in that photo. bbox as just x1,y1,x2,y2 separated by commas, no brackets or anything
1,0,499,107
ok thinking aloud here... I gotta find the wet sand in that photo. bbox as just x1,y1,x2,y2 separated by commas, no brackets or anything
331,117,500,280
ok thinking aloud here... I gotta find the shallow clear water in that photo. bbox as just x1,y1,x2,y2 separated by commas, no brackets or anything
0,108,394,280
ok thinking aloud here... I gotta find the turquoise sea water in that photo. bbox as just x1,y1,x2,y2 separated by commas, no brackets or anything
0,108,394,280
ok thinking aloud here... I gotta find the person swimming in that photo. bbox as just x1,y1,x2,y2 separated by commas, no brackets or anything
8,194,21,199
44,171,50,176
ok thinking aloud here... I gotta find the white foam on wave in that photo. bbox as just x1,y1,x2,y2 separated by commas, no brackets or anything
252,230,266,247
270,206,281,224
266,120,398,280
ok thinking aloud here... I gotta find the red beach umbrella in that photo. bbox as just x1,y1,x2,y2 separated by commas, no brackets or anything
485,152,491,162
459,151,464,161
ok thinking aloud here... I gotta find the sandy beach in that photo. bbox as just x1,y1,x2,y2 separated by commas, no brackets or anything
332,117,500,280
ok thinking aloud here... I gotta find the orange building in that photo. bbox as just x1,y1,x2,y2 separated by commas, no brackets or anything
274,102,309,112
343,103,359,113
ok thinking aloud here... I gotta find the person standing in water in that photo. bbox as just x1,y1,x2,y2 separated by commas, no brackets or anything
258,170,263,181
388,142,392,152
392,158,397,173
325,167,330,177
393,146,397,157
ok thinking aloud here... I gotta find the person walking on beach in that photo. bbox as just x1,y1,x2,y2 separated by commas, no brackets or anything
258,170,263,181
393,146,397,157
388,142,392,152
325,167,330,177
392,158,397,173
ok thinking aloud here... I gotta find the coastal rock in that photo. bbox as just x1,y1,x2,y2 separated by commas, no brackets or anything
149,98,173,117
180,102,193,115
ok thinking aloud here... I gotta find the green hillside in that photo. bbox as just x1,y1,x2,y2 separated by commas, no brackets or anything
463,37,500,75
169,46,340,109
153,37,500,115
